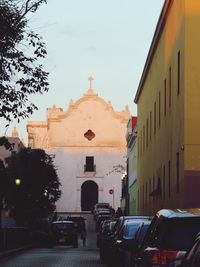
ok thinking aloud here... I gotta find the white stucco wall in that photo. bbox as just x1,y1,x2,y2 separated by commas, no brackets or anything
27,89,130,212
50,147,126,212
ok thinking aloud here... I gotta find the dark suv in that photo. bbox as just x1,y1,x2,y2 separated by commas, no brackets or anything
134,209,200,267
51,221,78,247
179,232,200,267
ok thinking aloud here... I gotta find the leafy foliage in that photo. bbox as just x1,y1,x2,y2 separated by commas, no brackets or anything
0,160,8,203
106,164,126,176
5,148,61,226
0,0,48,124
0,136,14,150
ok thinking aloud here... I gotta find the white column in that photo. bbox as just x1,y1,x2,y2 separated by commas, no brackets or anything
76,189,81,212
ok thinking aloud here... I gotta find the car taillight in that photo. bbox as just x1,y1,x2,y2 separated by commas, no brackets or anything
147,249,178,265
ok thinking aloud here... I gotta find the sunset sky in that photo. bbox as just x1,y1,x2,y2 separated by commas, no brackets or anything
3,0,164,143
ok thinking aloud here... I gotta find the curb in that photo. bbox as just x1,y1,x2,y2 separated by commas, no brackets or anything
0,245,32,258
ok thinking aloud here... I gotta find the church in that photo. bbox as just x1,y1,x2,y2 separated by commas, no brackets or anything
27,78,130,213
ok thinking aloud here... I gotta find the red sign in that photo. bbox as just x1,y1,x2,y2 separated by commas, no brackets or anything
109,189,114,195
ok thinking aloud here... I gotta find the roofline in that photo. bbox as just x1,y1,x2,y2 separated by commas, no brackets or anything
134,0,173,103
157,209,200,218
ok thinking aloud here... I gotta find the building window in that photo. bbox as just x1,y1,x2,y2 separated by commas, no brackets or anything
169,67,172,107
176,152,179,193
150,111,152,142
163,165,165,199
146,182,148,206
85,156,96,172
177,51,180,95
154,102,156,135
143,185,145,208
143,125,145,152
138,190,140,209
149,179,151,203
146,119,149,148
159,92,161,127
164,79,167,116
168,160,171,198
84,129,95,141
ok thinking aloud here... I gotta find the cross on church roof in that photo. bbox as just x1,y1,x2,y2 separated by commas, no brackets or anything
88,76,94,90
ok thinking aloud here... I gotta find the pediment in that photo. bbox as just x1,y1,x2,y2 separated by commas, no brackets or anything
48,93,130,124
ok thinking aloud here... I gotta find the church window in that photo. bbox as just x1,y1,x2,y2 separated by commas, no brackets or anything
84,129,95,141
85,156,96,172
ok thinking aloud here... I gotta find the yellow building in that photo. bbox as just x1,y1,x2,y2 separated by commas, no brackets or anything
134,0,200,215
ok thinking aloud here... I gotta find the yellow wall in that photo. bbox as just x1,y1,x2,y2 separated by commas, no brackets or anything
136,0,187,214
184,0,200,170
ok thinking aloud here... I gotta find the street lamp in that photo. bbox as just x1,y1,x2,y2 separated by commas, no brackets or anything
44,189,48,197
15,178,21,186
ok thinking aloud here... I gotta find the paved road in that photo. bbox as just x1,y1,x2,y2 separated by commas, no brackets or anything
0,232,106,267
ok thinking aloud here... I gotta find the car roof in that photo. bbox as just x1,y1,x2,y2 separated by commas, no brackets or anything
52,220,74,224
157,209,200,219
120,215,152,220
125,219,150,225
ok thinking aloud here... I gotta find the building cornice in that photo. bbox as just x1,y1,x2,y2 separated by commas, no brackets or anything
27,122,47,128
49,143,126,148
134,0,173,103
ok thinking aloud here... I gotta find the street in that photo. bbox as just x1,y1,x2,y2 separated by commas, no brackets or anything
0,232,105,267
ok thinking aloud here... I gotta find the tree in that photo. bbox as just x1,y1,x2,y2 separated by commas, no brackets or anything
5,148,61,226
0,160,8,227
0,0,49,124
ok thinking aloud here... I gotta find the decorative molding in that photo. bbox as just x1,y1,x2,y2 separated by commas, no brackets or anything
47,93,130,123
76,175,104,179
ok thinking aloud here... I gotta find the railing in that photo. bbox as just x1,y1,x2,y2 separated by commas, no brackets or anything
84,165,96,172
0,227,30,251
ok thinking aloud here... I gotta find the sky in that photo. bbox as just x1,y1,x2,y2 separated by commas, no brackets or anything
3,0,164,144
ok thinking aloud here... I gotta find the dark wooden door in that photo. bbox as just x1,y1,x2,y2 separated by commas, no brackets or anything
81,181,98,211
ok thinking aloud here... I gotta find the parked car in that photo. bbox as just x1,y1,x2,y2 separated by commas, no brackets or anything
124,220,151,267
93,203,110,214
178,232,200,267
103,216,151,265
51,220,78,247
134,209,200,267
99,219,118,263
95,214,112,232
97,219,113,248
111,219,151,267
94,208,112,221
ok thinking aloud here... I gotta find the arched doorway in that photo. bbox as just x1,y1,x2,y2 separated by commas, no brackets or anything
81,181,98,211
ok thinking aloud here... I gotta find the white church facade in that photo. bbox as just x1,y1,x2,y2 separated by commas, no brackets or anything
27,79,130,212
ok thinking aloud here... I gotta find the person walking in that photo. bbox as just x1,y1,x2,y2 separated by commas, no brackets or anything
80,226,87,247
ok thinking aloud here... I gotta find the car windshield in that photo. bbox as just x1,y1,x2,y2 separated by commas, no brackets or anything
137,224,150,246
123,222,141,238
110,221,117,232
162,218,200,251
52,222,73,231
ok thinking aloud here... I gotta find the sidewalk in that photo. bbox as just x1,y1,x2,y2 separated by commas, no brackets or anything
0,245,31,258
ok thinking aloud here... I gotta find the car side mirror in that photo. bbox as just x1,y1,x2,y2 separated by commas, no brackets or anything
115,239,122,248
